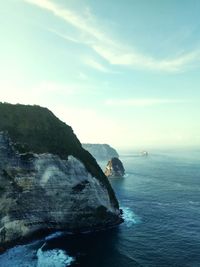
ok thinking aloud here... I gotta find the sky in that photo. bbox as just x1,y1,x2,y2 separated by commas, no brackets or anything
0,0,200,149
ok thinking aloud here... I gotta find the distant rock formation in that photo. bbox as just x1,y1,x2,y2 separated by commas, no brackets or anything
104,157,125,178
0,103,122,249
82,144,119,161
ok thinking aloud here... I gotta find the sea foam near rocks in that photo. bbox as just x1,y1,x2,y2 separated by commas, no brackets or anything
121,207,140,227
0,240,75,267
37,244,74,267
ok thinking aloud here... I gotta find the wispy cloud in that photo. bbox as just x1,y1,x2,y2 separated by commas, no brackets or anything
105,98,188,107
24,0,200,72
84,58,114,73
24,0,108,42
93,45,200,72
48,28,80,44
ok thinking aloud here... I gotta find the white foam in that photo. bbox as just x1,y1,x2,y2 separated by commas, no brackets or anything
0,240,75,267
121,207,139,227
37,244,74,267
45,231,64,241
0,241,39,267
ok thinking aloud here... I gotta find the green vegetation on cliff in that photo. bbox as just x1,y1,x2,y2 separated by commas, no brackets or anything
0,102,81,156
0,102,119,208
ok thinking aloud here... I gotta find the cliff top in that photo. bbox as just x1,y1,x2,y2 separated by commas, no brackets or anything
0,102,81,158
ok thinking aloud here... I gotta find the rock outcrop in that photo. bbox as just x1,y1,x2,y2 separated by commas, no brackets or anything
82,144,119,161
0,103,122,249
104,157,125,178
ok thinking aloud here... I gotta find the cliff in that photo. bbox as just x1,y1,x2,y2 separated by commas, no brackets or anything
82,144,119,161
0,103,122,249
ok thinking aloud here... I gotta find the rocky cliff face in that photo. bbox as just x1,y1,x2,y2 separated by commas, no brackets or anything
0,103,122,249
104,157,125,178
82,144,119,161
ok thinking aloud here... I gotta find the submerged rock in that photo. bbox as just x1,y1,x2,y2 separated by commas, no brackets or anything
0,103,122,249
104,157,125,178
82,144,119,162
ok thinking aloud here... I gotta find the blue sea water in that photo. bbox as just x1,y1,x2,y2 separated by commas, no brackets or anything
1,150,200,267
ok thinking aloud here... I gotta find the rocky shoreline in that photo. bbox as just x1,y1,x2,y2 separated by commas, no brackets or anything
0,213,123,253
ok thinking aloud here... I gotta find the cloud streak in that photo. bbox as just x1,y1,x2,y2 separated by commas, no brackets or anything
24,0,200,72
48,28,81,44
84,58,117,73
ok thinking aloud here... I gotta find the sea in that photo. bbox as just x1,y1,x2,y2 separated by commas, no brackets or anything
1,149,200,267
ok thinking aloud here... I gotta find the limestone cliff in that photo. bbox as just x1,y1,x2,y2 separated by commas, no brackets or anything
82,144,119,161
0,103,122,249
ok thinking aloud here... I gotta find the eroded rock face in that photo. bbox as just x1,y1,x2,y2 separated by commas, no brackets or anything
104,158,125,178
0,133,122,248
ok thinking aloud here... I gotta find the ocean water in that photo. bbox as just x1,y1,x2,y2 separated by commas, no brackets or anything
1,150,200,267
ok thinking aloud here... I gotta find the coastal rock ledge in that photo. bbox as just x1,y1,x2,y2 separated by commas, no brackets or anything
0,103,122,250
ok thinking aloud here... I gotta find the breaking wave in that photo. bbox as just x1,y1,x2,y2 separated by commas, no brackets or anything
37,244,74,267
121,207,140,227
0,240,75,267
0,241,39,267
45,231,65,241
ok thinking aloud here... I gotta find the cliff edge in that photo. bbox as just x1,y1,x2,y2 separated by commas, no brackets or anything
0,103,122,249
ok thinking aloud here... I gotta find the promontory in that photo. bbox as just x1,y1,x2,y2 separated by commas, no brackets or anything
0,103,122,249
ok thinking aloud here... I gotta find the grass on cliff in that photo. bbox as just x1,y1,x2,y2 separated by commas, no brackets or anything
0,102,81,157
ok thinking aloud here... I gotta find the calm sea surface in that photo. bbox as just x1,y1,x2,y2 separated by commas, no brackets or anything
1,150,200,267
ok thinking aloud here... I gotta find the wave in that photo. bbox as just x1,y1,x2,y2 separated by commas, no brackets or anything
45,231,65,241
0,241,39,267
121,207,140,227
0,238,75,267
37,244,74,267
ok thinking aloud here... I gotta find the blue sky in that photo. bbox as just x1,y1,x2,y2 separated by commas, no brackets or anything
0,0,200,149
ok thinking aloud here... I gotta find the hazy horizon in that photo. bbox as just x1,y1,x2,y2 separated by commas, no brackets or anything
1,0,200,149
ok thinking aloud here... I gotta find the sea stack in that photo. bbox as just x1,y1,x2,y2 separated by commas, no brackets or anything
104,157,125,178
0,103,122,249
